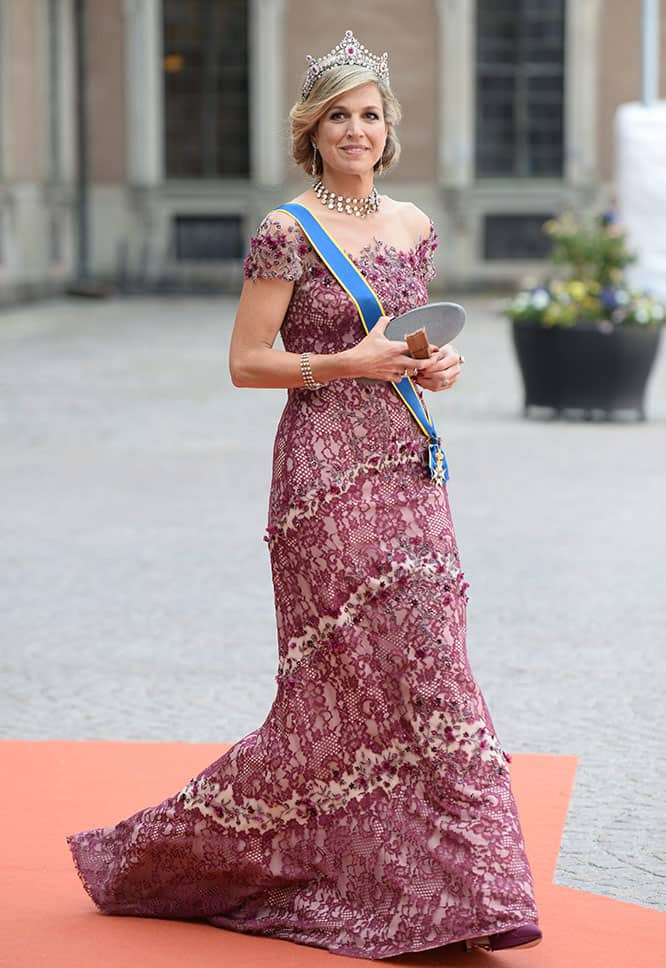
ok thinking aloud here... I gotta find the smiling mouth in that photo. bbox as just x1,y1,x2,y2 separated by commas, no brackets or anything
340,146,367,153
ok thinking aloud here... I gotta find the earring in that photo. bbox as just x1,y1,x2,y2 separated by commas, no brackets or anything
311,143,318,178
377,158,384,176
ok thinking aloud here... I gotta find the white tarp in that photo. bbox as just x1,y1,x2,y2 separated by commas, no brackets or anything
616,101,666,300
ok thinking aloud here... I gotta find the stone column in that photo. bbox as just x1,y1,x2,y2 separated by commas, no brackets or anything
0,0,10,182
249,0,287,187
57,0,76,185
435,0,475,279
123,0,164,278
41,0,76,269
124,0,164,187
0,0,12,274
435,0,475,189
565,0,601,189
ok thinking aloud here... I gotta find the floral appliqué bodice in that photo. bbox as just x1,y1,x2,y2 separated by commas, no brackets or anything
243,213,438,355
244,214,440,527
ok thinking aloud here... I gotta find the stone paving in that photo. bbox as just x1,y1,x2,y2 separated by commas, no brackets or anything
1,295,664,912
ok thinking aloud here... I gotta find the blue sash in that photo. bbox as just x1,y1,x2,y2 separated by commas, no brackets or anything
277,202,449,485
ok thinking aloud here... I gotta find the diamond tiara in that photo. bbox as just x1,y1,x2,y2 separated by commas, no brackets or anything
301,29,390,101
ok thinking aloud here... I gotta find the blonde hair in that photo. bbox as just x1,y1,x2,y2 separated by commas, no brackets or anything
289,64,402,178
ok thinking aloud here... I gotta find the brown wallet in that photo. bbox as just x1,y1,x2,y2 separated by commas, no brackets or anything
405,326,431,360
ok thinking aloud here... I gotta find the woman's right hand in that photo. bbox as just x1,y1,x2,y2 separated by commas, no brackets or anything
342,317,424,382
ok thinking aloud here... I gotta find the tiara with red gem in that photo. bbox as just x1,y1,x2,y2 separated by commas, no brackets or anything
301,30,390,100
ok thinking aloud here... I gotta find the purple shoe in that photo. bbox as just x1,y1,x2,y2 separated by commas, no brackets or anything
464,923,542,952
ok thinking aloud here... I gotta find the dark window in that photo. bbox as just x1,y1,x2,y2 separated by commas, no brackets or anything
483,214,554,260
163,0,249,178
476,0,565,178
174,215,243,260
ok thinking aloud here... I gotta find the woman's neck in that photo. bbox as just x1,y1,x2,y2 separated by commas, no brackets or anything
316,170,375,199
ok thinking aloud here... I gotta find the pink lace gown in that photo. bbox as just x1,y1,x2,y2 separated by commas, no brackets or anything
67,214,539,959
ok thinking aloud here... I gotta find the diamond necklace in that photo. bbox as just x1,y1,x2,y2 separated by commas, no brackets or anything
313,180,380,219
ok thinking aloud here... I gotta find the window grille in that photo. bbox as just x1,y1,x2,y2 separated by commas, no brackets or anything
475,0,565,178
483,214,554,260
163,0,249,178
174,214,243,260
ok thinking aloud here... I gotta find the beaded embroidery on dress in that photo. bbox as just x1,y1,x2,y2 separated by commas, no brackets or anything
67,212,539,959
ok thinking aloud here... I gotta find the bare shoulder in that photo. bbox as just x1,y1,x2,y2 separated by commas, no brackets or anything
381,196,433,245
399,201,433,240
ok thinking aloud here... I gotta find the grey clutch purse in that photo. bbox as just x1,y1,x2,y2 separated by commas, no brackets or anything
384,302,466,348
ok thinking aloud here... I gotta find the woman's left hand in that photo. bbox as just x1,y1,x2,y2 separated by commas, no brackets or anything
414,344,464,392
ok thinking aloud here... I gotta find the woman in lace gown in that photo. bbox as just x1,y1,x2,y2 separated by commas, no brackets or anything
67,34,541,959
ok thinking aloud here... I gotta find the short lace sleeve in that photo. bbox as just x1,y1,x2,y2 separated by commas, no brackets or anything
243,215,306,283
415,221,438,283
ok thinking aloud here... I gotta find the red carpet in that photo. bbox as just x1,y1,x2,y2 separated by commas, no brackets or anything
1,742,663,967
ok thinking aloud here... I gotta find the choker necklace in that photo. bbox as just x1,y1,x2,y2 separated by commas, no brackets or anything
313,180,380,219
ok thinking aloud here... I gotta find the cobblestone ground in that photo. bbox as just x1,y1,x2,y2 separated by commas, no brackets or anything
1,295,664,912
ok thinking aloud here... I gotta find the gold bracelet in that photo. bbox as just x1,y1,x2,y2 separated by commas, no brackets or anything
300,352,324,390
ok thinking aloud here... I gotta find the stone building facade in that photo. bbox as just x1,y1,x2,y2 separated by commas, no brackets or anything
1,0,665,302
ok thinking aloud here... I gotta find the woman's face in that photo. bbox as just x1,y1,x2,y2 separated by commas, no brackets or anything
314,82,387,180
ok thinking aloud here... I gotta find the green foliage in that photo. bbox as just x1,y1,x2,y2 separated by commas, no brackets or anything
544,211,636,287
506,212,665,328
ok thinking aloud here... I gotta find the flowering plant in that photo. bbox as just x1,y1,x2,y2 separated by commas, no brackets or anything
506,212,665,328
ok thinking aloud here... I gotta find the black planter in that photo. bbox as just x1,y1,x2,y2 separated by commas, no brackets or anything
512,321,663,420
